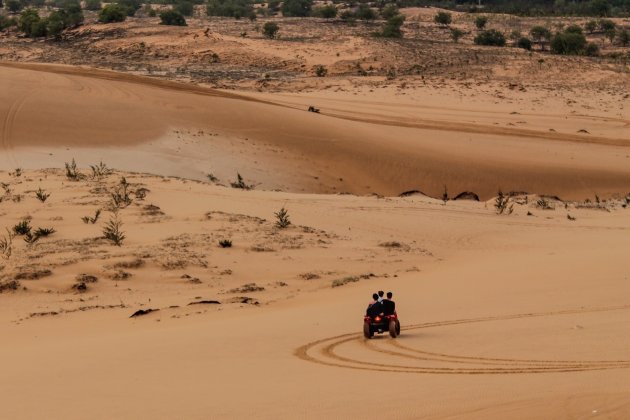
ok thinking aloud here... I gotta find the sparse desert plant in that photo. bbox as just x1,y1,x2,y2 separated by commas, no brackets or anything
262,21,279,39
442,186,449,204
567,214,576,221
82,209,102,224
474,29,506,47
12,168,22,177
207,172,218,182
13,220,31,236
111,177,132,208
494,190,513,215
230,173,252,190
536,197,554,210
517,37,532,50
34,227,55,237
380,3,398,20
65,158,84,181
90,161,113,180
103,213,125,246
0,229,14,259
530,26,552,50
219,239,233,248
314,65,327,77
99,3,126,23
35,188,50,203
275,207,291,228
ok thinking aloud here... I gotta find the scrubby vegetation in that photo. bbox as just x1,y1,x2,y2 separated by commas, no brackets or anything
275,207,291,228
99,4,127,23
103,213,125,246
160,9,186,25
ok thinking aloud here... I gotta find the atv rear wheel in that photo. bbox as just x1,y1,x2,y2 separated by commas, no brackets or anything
389,320,398,338
363,322,373,339
395,320,401,336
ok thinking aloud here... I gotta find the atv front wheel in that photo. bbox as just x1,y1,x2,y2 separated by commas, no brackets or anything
363,322,373,339
389,320,398,338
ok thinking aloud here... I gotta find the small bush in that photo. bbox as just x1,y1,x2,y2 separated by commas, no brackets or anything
585,42,599,56
451,27,464,43
516,37,532,50
90,160,112,180
206,0,252,18
262,21,278,39
281,0,312,17
65,158,84,180
0,229,14,260
494,190,513,215
314,64,327,77
99,4,126,23
219,239,232,248
474,29,506,47
160,10,186,25
312,4,336,18
7,0,23,13
13,220,31,236
111,177,132,209
230,173,252,189
434,11,451,26
474,15,487,30
275,207,291,228
0,15,18,30
355,4,376,21
381,13,404,38
380,4,398,20
174,0,193,16
82,209,101,224
103,213,125,246
551,31,586,55
35,188,50,203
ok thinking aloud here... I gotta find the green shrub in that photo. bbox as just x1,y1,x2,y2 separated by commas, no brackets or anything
619,29,630,46
274,207,291,229
381,13,404,37
18,8,40,36
551,31,586,55
516,36,532,50
474,15,487,29
0,15,17,30
99,4,126,22
262,21,278,38
434,11,451,26
159,9,186,25
314,64,327,76
585,42,599,56
118,0,141,16
474,29,506,46
530,25,551,50
450,27,464,42
7,0,23,13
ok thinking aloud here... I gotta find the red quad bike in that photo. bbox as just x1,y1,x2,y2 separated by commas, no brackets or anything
363,313,401,338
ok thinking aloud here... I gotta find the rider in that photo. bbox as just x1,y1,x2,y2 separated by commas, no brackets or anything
377,290,385,302
382,292,396,316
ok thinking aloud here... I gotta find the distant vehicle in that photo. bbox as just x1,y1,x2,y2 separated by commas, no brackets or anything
307,106,320,113
363,313,400,338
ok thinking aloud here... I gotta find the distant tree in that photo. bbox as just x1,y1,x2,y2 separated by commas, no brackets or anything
434,11,451,26
312,4,336,18
281,0,311,17
551,30,587,55
98,3,126,22
474,15,487,30
474,29,506,46
18,8,39,35
619,29,630,47
590,0,611,17
174,0,193,16
262,21,278,38
604,27,616,43
380,3,398,20
564,24,583,35
84,0,101,10
530,25,552,50
381,13,404,38
159,9,186,25
450,27,464,42
509,29,522,41
517,36,532,50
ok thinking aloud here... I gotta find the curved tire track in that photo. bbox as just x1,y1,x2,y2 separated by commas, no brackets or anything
295,305,630,374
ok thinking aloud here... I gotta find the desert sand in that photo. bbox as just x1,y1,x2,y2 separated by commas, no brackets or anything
1,8,630,419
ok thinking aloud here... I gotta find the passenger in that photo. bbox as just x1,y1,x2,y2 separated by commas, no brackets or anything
366,293,383,317
382,292,396,316
377,290,385,302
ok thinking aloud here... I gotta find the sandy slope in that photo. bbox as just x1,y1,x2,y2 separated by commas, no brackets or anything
2,168,630,418
1,62,630,199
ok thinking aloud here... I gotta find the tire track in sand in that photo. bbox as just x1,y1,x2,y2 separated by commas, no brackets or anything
0,92,31,168
295,304,630,374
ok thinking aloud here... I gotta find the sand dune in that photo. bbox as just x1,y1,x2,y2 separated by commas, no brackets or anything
1,62,629,200
2,169,630,418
